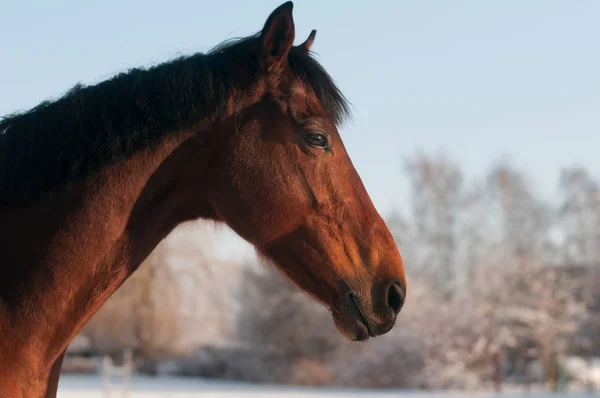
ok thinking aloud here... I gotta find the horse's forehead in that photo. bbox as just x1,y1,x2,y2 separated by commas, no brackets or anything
286,82,330,120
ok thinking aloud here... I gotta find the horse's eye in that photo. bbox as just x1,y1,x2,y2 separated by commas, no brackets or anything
304,132,329,149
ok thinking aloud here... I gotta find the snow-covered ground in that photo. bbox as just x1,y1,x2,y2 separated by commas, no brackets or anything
56,374,596,398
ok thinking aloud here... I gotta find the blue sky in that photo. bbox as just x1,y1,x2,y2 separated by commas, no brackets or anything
1,1,598,257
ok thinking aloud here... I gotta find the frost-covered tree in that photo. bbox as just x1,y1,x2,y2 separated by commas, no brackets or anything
234,264,342,385
404,153,463,297
473,262,587,389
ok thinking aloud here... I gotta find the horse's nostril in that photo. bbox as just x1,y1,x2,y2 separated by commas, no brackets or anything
387,282,405,315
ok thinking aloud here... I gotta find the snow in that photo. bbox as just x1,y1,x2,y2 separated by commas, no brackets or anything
562,356,600,389
56,375,596,398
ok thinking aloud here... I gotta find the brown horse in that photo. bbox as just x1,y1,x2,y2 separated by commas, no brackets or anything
0,2,406,397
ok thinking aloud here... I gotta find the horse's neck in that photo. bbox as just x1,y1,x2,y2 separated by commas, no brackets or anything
0,129,217,369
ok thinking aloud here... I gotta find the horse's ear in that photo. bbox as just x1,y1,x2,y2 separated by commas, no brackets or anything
260,1,295,72
298,30,316,52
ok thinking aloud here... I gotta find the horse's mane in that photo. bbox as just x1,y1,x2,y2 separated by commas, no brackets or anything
0,33,350,201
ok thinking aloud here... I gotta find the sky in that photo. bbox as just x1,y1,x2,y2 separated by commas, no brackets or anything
1,1,599,259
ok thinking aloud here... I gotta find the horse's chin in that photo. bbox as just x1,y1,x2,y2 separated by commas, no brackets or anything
332,310,371,342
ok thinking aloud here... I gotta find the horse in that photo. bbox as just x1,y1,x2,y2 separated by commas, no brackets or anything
0,2,406,396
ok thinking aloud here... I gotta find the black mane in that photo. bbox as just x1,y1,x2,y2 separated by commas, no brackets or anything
0,33,350,201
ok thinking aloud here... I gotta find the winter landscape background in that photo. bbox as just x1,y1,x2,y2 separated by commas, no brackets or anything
56,158,600,395
1,1,598,396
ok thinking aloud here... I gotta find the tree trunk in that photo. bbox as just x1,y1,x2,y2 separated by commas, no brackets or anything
542,350,559,391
